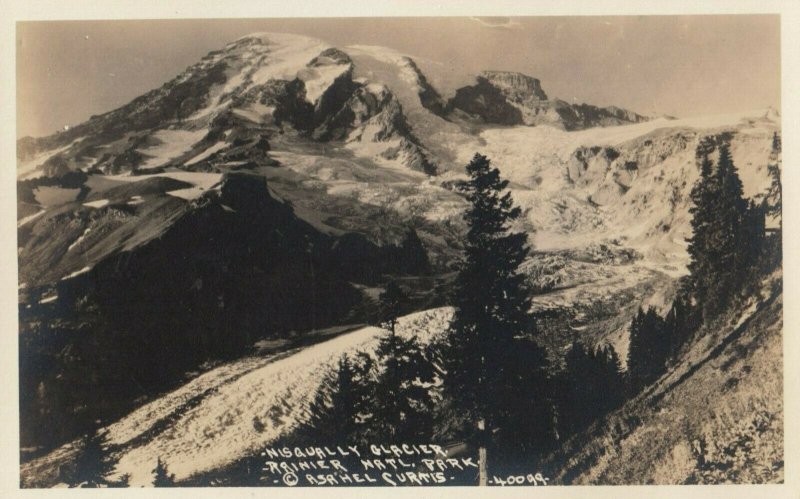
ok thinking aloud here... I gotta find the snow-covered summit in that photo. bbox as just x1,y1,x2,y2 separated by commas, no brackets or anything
16,32,780,275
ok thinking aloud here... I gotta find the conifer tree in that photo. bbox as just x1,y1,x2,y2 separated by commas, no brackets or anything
558,341,625,436
686,146,718,312
627,307,670,393
295,353,374,447
152,457,176,487
441,153,550,481
664,294,694,360
490,335,553,472
712,143,748,305
68,430,127,488
372,332,436,443
626,308,646,392
687,139,751,318
765,131,782,231
378,281,409,336
743,200,766,273
369,279,436,443
598,344,626,408
561,341,593,433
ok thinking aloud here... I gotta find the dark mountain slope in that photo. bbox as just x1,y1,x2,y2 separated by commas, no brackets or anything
19,172,431,453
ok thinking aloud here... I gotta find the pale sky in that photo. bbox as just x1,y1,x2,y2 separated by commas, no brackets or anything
16,15,780,138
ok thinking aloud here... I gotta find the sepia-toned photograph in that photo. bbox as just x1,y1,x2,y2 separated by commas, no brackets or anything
8,6,792,492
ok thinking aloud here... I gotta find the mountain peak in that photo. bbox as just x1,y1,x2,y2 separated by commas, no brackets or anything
479,70,548,101
16,32,665,182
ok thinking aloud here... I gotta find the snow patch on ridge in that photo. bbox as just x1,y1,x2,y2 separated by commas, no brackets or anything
61,266,91,281
67,228,92,252
83,199,110,209
345,45,423,93
107,171,223,201
297,63,350,104
17,140,83,180
245,33,331,91
137,129,207,170
185,142,228,166
17,210,45,228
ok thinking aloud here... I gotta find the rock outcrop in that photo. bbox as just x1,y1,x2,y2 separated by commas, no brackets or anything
447,70,648,130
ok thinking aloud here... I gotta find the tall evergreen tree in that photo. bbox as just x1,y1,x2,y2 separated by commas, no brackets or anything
627,307,670,393
369,280,436,442
703,142,749,315
560,341,594,434
664,294,695,360
743,200,766,271
687,139,752,319
490,336,553,472
558,341,626,436
441,153,550,481
686,147,719,312
598,344,626,407
715,143,748,267
372,332,436,443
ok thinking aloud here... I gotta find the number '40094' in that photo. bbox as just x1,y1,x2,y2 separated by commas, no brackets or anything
490,473,549,486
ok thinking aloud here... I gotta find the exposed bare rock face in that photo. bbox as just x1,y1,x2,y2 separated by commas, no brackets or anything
482,70,549,102
447,70,648,130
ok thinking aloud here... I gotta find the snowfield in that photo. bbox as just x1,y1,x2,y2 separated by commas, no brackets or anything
82,199,110,209
247,32,331,88
136,129,207,170
101,307,453,486
17,140,83,180
185,142,228,166
108,171,223,200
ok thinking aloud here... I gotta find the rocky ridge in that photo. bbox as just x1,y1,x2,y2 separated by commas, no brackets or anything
447,70,648,129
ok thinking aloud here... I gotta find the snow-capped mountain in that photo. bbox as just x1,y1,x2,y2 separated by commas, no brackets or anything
17,32,780,487
17,32,778,277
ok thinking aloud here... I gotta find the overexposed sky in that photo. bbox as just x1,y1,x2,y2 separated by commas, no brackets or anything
16,15,780,138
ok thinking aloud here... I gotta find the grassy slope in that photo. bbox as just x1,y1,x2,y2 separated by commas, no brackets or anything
545,272,783,484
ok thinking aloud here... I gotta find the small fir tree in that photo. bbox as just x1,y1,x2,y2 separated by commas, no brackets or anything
68,430,127,488
295,353,374,447
153,457,176,487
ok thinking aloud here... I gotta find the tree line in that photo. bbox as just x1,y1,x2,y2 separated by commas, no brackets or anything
627,133,781,393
